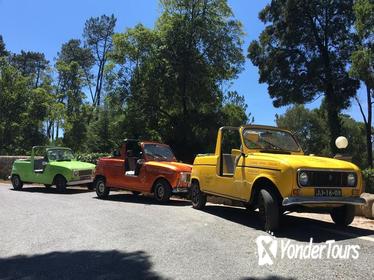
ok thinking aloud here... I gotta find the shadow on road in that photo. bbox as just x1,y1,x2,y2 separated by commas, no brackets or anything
0,250,166,280
11,186,91,195
95,193,191,207
201,205,374,242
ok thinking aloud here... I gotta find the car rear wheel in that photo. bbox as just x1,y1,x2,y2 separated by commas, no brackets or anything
258,189,280,232
330,205,355,226
11,175,23,191
191,181,206,210
95,178,109,199
55,176,67,193
154,179,171,203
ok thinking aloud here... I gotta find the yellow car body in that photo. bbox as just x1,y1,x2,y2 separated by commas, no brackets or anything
190,125,365,230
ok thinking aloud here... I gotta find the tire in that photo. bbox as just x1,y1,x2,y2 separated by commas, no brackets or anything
95,178,110,199
11,175,23,191
330,205,355,226
55,176,67,193
86,183,94,191
154,179,171,203
191,181,206,210
44,184,51,189
258,189,280,232
131,191,141,196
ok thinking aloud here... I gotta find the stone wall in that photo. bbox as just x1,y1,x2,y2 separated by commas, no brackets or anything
0,156,29,180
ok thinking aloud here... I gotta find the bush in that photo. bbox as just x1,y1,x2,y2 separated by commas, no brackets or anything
362,169,374,194
75,153,110,165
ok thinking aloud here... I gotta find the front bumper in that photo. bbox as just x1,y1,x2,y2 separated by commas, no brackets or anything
282,196,366,206
67,179,93,186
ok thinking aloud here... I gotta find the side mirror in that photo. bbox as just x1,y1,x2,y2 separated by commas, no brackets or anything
112,150,121,157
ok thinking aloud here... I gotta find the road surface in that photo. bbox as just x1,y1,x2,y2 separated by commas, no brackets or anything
0,183,373,279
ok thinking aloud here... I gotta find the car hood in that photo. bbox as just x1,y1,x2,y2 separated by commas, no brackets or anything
145,161,192,172
250,153,359,171
49,160,95,170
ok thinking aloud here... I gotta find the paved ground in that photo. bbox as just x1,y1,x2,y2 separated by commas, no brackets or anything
0,183,373,280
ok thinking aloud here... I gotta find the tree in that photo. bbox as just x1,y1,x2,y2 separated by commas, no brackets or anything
83,14,116,107
110,0,246,162
0,58,49,154
56,39,94,151
10,51,49,88
0,35,8,57
276,105,330,156
248,0,359,153
349,0,374,167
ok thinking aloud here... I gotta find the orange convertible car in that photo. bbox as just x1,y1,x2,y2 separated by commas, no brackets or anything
94,139,192,202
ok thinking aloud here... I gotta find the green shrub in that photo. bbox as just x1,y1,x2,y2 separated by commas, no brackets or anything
362,168,374,194
75,153,110,165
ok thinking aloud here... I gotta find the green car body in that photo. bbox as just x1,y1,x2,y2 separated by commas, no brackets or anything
10,146,95,191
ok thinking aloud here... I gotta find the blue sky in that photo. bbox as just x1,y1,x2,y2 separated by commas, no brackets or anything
0,0,366,125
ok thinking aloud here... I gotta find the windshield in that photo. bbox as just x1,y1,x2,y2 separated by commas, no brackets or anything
143,144,176,161
47,149,75,161
243,128,301,152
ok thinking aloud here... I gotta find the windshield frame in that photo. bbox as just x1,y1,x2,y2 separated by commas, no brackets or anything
142,143,176,162
241,126,303,153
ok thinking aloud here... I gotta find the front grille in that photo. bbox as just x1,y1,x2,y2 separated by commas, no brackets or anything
298,170,355,188
186,173,191,182
79,169,92,176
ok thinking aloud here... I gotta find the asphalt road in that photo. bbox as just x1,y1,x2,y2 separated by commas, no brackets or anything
0,183,373,280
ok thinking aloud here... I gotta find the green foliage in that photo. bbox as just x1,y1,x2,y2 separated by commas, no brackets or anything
109,0,247,162
75,152,110,165
0,58,49,154
362,169,374,194
248,0,359,153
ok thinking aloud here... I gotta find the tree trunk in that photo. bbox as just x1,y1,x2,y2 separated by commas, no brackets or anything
325,87,341,155
366,85,373,167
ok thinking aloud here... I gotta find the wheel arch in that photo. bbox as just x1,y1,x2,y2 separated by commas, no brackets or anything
249,177,283,206
52,174,67,185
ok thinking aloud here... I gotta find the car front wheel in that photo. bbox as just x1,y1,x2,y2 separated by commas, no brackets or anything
55,176,67,193
95,178,109,199
330,205,355,226
154,179,171,203
258,189,280,232
11,175,23,191
191,181,206,210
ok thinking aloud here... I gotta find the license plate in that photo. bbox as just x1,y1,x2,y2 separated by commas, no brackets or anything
315,188,342,197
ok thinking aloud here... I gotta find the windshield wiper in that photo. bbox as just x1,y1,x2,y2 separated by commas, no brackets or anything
260,139,285,151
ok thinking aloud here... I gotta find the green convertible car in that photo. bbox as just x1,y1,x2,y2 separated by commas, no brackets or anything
10,146,95,192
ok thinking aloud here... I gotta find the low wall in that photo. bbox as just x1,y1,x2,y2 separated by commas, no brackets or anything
0,156,29,180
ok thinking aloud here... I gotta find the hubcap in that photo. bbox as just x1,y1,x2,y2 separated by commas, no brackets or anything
157,184,164,199
98,182,105,193
14,177,19,186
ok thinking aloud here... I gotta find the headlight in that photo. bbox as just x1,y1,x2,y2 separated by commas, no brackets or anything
347,173,356,186
298,171,309,186
73,170,79,177
179,172,190,183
